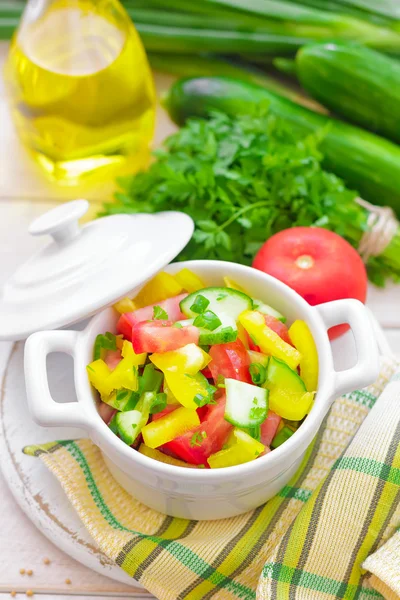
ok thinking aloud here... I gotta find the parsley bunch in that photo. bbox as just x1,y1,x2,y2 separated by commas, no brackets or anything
101,106,400,286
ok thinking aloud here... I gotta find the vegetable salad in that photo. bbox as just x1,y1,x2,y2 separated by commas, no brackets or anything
87,269,318,469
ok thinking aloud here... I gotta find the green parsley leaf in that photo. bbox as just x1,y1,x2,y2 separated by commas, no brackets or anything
190,431,207,447
153,305,168,320
102,106,400,287
93,332,117,360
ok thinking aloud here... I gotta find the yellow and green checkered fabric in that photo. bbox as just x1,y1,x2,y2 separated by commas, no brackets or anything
24,357,400,600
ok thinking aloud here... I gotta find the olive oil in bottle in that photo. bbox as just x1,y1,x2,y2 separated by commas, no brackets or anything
4,0,156,185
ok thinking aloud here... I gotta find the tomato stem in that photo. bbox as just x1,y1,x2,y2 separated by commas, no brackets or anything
295,254,314,270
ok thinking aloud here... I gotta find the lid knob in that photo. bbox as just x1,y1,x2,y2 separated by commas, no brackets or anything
29,199,89,244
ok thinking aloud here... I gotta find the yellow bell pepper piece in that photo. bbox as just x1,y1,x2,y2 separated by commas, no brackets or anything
134,272,183,307
113,297,137,314
174,268,206,293
239,311,301,371
139,444,197,468
269,388,314,421
163,381,179,405
164,371,211,410
237,322,249,349
150,343,211,375
223,276,247,293
121,340,147,366
288,320,319,392
86,359,113,398
107,357,139,392
142,407,200,448
208,428,265,468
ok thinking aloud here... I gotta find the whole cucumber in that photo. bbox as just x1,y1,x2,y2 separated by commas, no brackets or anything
164,76,400,214
296,42,400,143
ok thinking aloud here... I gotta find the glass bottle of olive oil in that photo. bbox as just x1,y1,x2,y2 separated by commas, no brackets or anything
4,0,156,185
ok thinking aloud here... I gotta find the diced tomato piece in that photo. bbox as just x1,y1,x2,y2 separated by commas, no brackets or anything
117,312,136,341
117,294,188,341
264,315,292,346
132,320,199,353
164,395,232,465
260,411,282,446
98,401,116,424
247,332,261,353
196,406,209,421
152,404,178,422
104,349,122,371
201,366,213,379
209,339,252,384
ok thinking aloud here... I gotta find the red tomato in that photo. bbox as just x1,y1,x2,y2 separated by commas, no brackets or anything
132,320,199,353
260,411,281,447
247,315,291,351
104,349,122,370
117,294,187,341
98,401,116,424
209,339,252,384
201,366,213,379
264,316,292,345
253,227,367,339
164,395,232,466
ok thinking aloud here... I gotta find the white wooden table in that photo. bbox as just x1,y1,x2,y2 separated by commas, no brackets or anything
1,38,400,600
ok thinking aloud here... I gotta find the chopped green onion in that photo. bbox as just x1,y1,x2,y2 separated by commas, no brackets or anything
271,426,294,449
153,305,169,320
216,293,227,301
150,392,168,414
249,363,267,386
139,364,163,394
93,332,117,360
193,310,222,331
247,424,261,441
172,322,183,328
190,294,210,314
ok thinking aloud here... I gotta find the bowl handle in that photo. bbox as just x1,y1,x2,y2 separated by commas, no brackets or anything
24,330,91,430
316,299,380,399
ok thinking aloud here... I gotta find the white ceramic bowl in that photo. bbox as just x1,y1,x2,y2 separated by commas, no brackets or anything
24,260,379,520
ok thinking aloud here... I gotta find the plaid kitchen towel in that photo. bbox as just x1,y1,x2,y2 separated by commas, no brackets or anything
24,357,400,600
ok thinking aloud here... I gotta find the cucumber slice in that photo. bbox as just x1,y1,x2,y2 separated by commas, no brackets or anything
180,287,252,320
265,357,306,393
265,357,313,421
252,299,286,322
116,392,155,445
116,409,143,445
225,378,268,428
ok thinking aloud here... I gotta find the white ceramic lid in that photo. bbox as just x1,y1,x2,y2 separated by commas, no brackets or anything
0,200,194,341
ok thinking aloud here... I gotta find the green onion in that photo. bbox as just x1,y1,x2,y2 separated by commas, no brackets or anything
190,294,210,314
193,310,222,331
139,364,163,394
249,363,267,386
247,424,261,441
149,392,168,414
93,332,117,361
271,426,294,448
